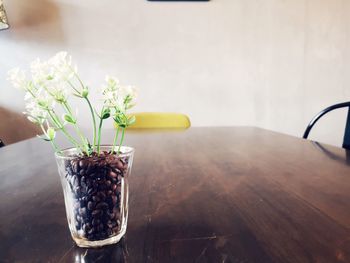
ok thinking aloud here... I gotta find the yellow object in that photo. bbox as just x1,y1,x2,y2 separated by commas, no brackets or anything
122,112,191,129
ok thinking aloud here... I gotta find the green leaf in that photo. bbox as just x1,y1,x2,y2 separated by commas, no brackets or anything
37,100,48,108
114,115,122,125
63,114,76,124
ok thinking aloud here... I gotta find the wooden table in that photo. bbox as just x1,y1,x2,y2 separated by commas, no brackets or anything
1,127,350,263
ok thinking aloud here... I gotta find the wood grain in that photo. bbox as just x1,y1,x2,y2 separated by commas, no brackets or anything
0,127,350,263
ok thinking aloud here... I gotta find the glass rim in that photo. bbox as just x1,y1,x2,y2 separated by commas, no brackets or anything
55,145,135,159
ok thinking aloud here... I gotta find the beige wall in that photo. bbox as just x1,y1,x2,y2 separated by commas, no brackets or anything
1,0,349,146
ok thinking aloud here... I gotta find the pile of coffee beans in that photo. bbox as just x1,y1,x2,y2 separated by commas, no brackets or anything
64,151,129,241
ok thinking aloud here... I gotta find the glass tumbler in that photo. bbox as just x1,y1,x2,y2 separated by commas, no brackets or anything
55,146,134,248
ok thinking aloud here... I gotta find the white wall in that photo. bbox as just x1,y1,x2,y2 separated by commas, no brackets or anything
1,0,350,146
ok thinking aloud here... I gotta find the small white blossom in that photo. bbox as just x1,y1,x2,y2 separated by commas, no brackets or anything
119,85,137,110
24,96,50,124
49,51,76,82
102,76,137,112
30,52,74,103
7,68,28,90
30,59,54,85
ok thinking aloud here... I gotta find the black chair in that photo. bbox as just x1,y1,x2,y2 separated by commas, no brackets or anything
303,102,350,150
0,139,4,148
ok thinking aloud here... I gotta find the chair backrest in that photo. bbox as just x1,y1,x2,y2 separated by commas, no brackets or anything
303,102,350,149
124,112,191,129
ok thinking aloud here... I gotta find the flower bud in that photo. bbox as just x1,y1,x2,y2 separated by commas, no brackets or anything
81,88,89,98
47,127,56,141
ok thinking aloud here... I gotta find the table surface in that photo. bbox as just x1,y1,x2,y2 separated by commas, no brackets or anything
1,127,350,263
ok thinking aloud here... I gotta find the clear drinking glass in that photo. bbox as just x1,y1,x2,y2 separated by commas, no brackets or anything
55,146,134,248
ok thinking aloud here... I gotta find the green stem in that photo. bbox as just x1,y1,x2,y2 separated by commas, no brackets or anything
72,69,86,90
67,80,81,94
97,118,104,154
117,128,125,154
85,97,97,152
40,125,61,153
67,80,96,152
62,102,89,153
112,126,120,154
47,110,82,151
50,140,61,153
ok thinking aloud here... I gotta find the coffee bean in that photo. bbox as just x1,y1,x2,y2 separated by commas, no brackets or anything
107,220,114,228
86,178,92,187
87,187,96,195
66,166,73,175
79,160,88,168
71,160,79,173
98,192,106,200
112,196,117,205
74,186,82,197
92,196,100,203
107,229,113,236
115,160,124,170
87,201,94,210
92,209,102,218
98,184,107,191
79,169,86,176
83,223,91,232
80,176,86,185
108,170,118,178
97,223,104,232
75,214,81,222
79,207,87,218
92,218,100,226
96,202,109,210
106,180,112,187
112,184,117,191
107,211,115,220
92,181,99,189
71,176,79,187
74,202,80,210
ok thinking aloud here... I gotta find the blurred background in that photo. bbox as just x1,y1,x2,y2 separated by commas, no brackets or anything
1,0,350,146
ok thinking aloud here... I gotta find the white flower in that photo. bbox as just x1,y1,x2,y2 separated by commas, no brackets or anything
7,68,28,90
119,85,137,110
49,51,75,82
24,96,49,124
23,86,55,125
30,52,75,103
45,82,70,103
30,59,54,85
102,76,137,112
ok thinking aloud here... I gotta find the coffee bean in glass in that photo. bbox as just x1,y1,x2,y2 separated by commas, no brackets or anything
55,146,134,247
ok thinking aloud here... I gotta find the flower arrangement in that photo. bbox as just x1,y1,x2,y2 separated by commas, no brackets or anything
8,52,137,247
7,51,137,156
